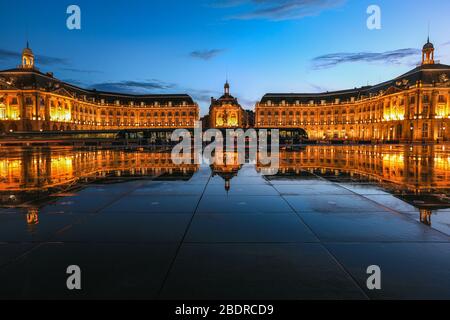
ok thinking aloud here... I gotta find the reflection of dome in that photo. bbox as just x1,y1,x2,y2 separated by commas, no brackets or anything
212,169,239,192
211,153,242,192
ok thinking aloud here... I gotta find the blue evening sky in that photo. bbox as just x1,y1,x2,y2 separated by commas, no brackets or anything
1,0,449,115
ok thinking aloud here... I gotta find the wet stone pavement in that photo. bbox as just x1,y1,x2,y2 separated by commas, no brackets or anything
1,164,450,300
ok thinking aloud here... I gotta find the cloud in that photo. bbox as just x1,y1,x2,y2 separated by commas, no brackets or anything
0,48,69,66
90,80,176,93
0,49,20,61
190,49,226,60
60,68,103,74
212,0,346,21
311,48,421,69
61,79,89,87
307,82,330,92
37,55,68,66
188,89,220,103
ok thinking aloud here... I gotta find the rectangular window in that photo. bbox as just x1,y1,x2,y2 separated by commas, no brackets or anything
438,125,444,138
422,123,429,138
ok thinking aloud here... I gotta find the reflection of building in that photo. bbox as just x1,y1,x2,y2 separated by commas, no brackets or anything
209,82,247,128
420,209,432,226
210,152,242,192
258,145,450,227
0,148,199,199
0,44,199,133
26,207,39,233
265,145,450,192
256,39,450,142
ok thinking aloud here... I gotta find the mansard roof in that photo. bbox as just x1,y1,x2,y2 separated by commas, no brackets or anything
260,63,450,105
0,68,196,106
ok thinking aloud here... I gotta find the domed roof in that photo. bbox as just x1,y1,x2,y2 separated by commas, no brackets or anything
423,38,434,50
22,42,34,56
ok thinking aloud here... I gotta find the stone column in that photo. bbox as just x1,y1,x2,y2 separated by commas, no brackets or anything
35,92,40,131
5,93,9,119
415,86,422,142
18,93,25,131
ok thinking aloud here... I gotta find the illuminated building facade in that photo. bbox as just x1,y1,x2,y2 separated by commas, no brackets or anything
0,148,198,195
0,45,199,133
209,81,248,129
256,39,450,142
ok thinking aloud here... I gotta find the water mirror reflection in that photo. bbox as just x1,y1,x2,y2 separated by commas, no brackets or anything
1,145,450,299
1,145,450,231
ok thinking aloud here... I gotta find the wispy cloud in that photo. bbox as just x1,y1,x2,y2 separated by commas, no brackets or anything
61,79,89,87
0,48,68,66
0,49,20,61
212,0,346,21
60,68,103,74
90,80,176,93
311,48,421,69
307,82,330,92
190,49,226,60
188,89,220,103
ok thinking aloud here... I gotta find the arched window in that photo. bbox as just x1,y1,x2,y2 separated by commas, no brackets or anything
0,103,6,119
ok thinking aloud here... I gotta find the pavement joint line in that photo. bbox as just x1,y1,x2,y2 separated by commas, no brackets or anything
0,175,161,274
335,181,450,239
0,242,46,272
273,172,371,299
155,169,213,299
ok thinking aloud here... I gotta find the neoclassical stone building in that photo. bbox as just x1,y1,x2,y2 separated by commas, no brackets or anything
0,44,199,133
256,39,450,142
209,81,248,129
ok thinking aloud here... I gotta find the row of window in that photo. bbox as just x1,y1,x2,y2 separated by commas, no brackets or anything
263,95,448,107
99,111,196,117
